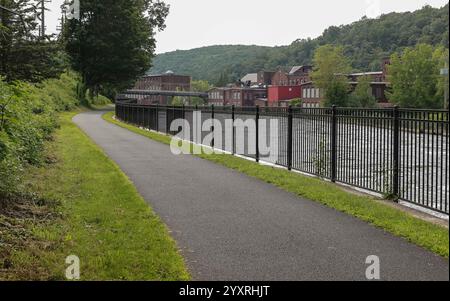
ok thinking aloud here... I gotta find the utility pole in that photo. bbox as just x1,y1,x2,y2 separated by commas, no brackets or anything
36,0,51,38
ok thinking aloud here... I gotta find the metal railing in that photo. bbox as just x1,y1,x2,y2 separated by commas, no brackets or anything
115,102,449,214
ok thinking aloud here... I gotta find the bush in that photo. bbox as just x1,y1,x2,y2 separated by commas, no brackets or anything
0,72,80,197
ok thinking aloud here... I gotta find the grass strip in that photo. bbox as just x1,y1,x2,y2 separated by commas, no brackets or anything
2,110,190,280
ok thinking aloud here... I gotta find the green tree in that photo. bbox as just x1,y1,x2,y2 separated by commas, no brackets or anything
150,4,449,84
323,80,350,107
190,80,211,105
349,75,377,107
387,44,447,108
0,0,65,82
64,0,169,96
434,47,449,109
311,45,352,106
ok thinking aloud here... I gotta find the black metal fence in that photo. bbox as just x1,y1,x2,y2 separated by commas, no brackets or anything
115,102,449,214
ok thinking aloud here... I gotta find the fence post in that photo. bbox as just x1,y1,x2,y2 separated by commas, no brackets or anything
393,106,400,201
331,105,337,182
232,105,236,155
156,104,159,132
211,104,215,149
165,105,169,135
256,106,260,162
287,105,293,171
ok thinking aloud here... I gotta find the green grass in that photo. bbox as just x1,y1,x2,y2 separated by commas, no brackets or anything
103,111,449,258
3,110,190,280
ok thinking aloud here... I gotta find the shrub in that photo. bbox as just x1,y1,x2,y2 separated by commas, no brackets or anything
0,72,80,197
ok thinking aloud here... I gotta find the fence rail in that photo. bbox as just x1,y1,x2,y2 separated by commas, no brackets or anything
115,102,449,215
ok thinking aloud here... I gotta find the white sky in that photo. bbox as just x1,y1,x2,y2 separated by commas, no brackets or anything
47,0,449,54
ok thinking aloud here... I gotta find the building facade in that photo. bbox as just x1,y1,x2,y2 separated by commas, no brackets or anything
133,71,191,105
208,87,267,107
268,86,302,107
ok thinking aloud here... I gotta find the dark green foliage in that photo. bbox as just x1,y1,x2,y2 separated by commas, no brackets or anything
0,0,67,82
0,72,80,197
349,76,377,108
151,45,274,83
387,44,449,108
64,0,169,95
323,80,350,107
150,4,449,83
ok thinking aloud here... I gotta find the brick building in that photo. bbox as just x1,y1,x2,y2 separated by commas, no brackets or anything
208,87,267,107
270,66,313,86
257,71,276,86
300,82,324,108
268,86,302,107
133,71,191,105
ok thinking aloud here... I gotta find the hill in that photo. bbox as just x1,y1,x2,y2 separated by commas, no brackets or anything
150,4,449,84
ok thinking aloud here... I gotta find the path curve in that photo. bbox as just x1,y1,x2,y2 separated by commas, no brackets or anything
73,110,449,281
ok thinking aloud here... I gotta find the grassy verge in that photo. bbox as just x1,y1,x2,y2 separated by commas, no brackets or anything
0,110,189,280
103,111,449,258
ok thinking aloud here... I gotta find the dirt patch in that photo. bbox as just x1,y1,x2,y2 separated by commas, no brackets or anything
0,193,61,280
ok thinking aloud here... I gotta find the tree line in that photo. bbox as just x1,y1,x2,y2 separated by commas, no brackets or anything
1,0,169,198
311,43,449,109
150,3,449,91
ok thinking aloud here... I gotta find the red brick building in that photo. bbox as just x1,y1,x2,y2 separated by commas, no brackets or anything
270,66,313,87
133,71,191,105
299,82,324,108
268,86,302,106
208,87,267,107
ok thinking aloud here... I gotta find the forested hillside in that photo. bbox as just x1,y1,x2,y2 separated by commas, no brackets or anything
150,4,449,84
150,45,273,83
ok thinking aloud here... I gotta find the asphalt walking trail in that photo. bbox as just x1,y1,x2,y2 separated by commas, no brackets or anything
73,110,449,281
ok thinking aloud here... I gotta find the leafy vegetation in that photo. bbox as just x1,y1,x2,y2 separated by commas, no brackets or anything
349,75,377,108
104,111,450,258
64,0,169,96
0,0,67,82
1,111,190,280
150,4,449,84
387,44,449,108
311,45,352,106
0,72,80,198
151,45,272,85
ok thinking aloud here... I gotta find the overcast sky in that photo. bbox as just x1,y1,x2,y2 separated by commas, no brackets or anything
47,0,449,54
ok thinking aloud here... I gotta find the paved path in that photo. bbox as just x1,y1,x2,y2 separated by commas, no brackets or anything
73,111,449,281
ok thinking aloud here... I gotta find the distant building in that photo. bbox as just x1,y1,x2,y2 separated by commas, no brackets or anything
287,65,313,85
257,71,275,86
133,71,191,105
208,60,391,108
300,82,323,108
270,66,313,87
240,73,258,86
208,87,267,107
268,86,302,107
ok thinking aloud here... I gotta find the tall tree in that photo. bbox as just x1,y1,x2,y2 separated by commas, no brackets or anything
190,80,211,105
349,75,377,108
64,0,169,96
323,80,349,107
387,43,447,108
311,45,352,106
1,0,64,82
